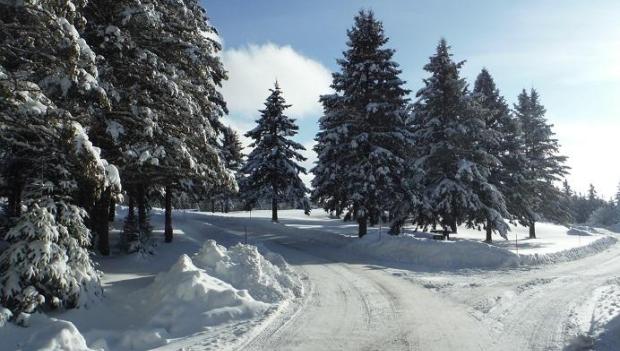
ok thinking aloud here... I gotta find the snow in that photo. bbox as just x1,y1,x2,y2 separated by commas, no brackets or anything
0,313,95,351
194,241,303,303
215,209,617,269
0,209,302,351
2,208,618,350
566,278,620,350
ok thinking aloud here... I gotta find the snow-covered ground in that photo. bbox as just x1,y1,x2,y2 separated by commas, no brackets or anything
219,209,617,269
1,208,619,350
0,208,303,351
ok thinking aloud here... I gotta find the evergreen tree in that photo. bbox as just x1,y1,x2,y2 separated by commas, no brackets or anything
241,83,309,222
0,0,110,313
562,179,573,197
472,68,527,241
312,10,417,236
211,126,244,212
412,39,509,237
83,0,233,245
587,184,598,201
514,89,569,238
616,182,620,207
311,95,349,218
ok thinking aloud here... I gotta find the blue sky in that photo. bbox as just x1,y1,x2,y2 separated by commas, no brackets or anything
204,0,620,197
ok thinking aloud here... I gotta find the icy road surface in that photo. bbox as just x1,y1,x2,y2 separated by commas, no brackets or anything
173,211,619,351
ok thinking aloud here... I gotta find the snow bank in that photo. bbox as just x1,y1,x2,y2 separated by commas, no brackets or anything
348,233,521,269
520,236,617,265
137,254,268,333
567,225,600,236
194,240,303,303
0,313,95,351
0,240,302,351
346,230,617,270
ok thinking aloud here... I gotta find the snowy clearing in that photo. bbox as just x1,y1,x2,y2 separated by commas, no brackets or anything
1,208,619,350
221,209,617,269
0,208,303,351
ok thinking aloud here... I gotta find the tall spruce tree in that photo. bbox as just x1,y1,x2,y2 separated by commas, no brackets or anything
83,0,233,246
472,68,527,241
212,126,244,212
412,39,509,237
0,0,110,313
514,88,569,238
241,83,309,222
312,10,416,236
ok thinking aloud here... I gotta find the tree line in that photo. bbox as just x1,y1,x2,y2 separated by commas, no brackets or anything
0,0,235,317
311,10,570,240
0,4,597,319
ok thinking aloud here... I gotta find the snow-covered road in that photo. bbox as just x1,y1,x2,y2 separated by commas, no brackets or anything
175,211,619,350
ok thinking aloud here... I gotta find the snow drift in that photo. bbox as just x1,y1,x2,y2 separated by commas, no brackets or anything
134,254,269,336
346,230,617,270
194,240,303,303
0,241,302,351
348,233,521,269
0,313,95,351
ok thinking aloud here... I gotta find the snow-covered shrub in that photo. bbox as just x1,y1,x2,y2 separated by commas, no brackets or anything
588,205,620,228
0,306,12,327
0,201,101,314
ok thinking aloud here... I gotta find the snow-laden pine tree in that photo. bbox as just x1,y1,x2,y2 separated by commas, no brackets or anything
83,0,234,245
241,83,309,222
0,81,107,316
215,126,244,212
0,0,121,255
514,89,569,238
412,39,509,236
312,10,416,236
472,68,528,241
0,0,117,314
312,94,350,219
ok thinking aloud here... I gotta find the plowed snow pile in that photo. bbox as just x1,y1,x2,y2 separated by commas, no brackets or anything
0,313,95,351
195,240,303,303
0,240,302,351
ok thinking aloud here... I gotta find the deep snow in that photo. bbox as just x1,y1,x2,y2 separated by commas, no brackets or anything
0,208,303,351
1,208,618,350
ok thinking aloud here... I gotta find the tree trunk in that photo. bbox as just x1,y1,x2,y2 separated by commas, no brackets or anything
335,207,343,218
529,221,536,239
164,185,173,243
358,215,368,238
211,199,215,213
449,218,458,234
96,188,111,256
485,219,493,242
127,195,135,221
123,194,138,245
108,197,116,222
271,194,278,222
7,183,22,218
137,184,147,232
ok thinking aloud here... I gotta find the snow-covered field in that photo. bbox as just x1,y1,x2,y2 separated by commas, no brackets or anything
1,208,619,350
0,209,303,351
222,209,617,269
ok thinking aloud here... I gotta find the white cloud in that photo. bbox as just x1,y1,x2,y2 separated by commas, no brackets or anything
221,43,332,120
554,120,620,199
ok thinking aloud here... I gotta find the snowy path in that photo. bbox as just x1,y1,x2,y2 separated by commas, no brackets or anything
174,211,619,350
